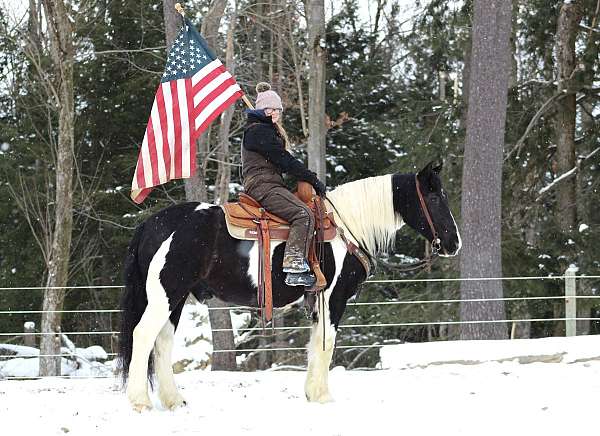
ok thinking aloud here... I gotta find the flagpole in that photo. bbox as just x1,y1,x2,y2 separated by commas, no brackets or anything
174,3,254,110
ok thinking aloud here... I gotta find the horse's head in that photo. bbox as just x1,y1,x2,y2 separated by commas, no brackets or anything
393,161,461,257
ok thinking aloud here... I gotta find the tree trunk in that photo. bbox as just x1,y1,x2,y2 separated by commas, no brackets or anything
553,1,582,234
459,0,512,341
39,0,75,376
288,7,308,138
255,0,263,79
215,10,237,205
306,0,327,182
207,298,237,370
163,0,236,370
460,33,471,129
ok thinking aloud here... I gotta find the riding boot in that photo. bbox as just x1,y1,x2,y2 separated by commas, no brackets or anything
282,250,310,273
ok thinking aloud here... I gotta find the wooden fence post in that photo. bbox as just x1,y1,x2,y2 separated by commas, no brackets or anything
565,266,578,337
24,321,36,347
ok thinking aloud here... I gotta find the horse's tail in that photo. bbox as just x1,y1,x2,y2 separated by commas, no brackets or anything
118,221,152,386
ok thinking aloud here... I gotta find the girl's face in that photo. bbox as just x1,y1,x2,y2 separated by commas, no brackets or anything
264,108,282,123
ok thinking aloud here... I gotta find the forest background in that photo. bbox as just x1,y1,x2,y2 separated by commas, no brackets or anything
0,0,598,371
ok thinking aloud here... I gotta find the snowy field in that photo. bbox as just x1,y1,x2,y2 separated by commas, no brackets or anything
2,335,600,436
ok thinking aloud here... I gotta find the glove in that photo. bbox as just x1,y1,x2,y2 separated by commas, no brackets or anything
311,178,326,197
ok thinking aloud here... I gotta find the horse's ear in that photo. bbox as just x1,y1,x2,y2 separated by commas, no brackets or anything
418,161,435,178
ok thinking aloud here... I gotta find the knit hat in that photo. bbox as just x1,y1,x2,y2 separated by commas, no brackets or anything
254,82,283,111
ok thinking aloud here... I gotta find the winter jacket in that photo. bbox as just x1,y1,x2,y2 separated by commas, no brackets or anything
241,110,321,194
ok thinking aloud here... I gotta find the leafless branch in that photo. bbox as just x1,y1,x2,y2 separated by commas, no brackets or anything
93,46,166,56
505,90,568,161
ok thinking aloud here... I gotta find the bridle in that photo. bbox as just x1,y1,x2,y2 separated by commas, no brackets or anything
414,174,442,254
322,174,444,277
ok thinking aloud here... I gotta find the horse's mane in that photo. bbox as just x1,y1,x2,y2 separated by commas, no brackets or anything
327,174,403,256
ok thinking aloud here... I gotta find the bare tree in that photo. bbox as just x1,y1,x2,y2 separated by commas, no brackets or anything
305,0,326,182
215,7,238,205
37,0,76,376
459,0,512,340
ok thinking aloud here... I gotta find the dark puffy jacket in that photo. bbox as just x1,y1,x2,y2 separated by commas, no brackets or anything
241,110,320,193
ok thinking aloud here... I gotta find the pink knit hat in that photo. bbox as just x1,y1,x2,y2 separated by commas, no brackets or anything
255,82,283,110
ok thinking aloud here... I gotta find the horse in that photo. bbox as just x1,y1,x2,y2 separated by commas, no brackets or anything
118,161,461,411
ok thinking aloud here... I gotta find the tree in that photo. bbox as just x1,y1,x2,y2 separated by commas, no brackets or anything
38,0,76,376
459,0,512,340
553,1,582,235
162,0,236,370
306,0,326,182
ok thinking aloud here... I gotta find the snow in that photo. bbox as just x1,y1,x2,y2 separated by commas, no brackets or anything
0,343,40,356
76,345,108,361
1,357,77,378
172,301,251,372
2,336,600,435
579,223,589,232
0,301,251,378
380,335,600,368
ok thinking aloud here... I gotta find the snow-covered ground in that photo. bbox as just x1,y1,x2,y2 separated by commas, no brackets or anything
0,300,252,378
2,335,599,436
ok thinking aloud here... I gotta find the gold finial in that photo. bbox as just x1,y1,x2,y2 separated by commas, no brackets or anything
174,3,185,16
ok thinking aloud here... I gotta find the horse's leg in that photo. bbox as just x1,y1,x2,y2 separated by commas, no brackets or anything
304,288,336,403
126,235,173,412
154,298,186,410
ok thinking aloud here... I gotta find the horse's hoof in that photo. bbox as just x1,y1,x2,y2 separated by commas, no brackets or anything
305,390,334,403
128,392,153,412
163,394,188,410
131,401,153,413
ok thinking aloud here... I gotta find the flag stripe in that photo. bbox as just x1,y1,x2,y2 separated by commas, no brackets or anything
161,82,176,179
147,116,161,186
150,94,167,184
170,80,182,179
140,129,153,188
155,86,171,183
177,79,191,178
135,150,145,190
185,78,195,177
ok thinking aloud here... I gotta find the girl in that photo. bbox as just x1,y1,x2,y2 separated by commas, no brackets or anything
241,82,325,286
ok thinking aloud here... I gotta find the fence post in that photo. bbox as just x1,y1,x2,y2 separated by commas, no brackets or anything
24,321,36,347
565,266,578,337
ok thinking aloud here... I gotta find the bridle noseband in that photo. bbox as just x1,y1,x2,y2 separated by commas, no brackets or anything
415,175,441,254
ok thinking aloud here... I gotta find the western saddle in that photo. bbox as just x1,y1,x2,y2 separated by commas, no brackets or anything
221,182,336,323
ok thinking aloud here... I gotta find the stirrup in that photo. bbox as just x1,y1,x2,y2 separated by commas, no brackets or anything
282,258,310,273
285,272,316,287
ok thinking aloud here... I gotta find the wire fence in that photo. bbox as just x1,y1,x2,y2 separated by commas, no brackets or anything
1,272,599,379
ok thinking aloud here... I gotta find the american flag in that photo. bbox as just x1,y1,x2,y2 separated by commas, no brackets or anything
131,18,244,203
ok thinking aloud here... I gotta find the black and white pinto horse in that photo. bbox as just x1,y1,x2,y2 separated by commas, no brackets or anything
118,161,461,411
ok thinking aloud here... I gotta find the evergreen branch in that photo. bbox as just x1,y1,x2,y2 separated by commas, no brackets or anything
505,90,568,161
535,146,600,201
